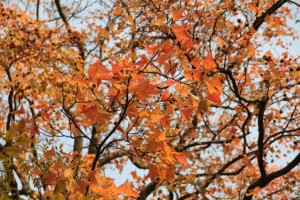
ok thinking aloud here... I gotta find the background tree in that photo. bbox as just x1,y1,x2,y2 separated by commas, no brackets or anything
0,0,299,199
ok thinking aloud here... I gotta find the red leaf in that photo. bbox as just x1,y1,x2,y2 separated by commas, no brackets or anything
44,146,56,158
13,105,25,115
89,170,98,186
165,79,175,86
130,79,158,101
30,104,51,109
30,126,40,137
207,92,221,106
265,50,273,57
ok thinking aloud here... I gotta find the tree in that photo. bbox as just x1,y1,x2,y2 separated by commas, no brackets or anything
0,0,299,199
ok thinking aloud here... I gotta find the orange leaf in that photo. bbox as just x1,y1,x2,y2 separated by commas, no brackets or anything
89,170,98,186
175,83,190,96
247,187,261,197
88,61,113,86
76,179,91,195
174,153,189,166
207,92,221,106
44,146,56,158
131,171,138,179
110,62,124,74
42,171,56,185
147,163,160,182
206,75,223,94
75,88,83,99
171,24,191,41
203,53,216,70
30,104,51,110
156,53,172,65
145,46,158,55
117,183,139,198
77,102,92,112
190,58,202,69
161,44,173,53
31,167,41,178
180,107,194,121
165,165,176,182
150,107,164,123
165,79,175,86
172,8,185,21
130,79,158,101
265,50,273,57
247,43,255,57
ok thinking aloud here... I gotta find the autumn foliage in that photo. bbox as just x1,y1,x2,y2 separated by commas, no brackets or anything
0,0,299,199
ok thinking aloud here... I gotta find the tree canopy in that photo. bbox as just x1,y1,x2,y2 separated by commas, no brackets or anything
0,0,299,199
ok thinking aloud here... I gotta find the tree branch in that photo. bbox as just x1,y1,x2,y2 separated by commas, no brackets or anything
137,182,157,200
253,0,288,31
244,152,300,200
54,0,85,60
257,100,267,177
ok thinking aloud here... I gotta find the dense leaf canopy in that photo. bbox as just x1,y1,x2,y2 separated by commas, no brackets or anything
0,0,299,199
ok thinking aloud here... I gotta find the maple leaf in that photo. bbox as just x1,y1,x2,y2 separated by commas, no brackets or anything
161,44,173,53
205,75,223,105
172,8,185,21
180,107,194,122
12,105,25,115
110,62,124,74
203,53,216,70
1,2,299,200
207,92,221,106
171,24,191,41
75,179,91,195
88,61,113,86
247,187,262,197
149,106,164,123
44,146,56,158
190,58,202,69
116,183,139,198
130,79,158,101
147,163,160,182
155,53,172,65
30,126,40,137
42,171,57,185
174,153,189,166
